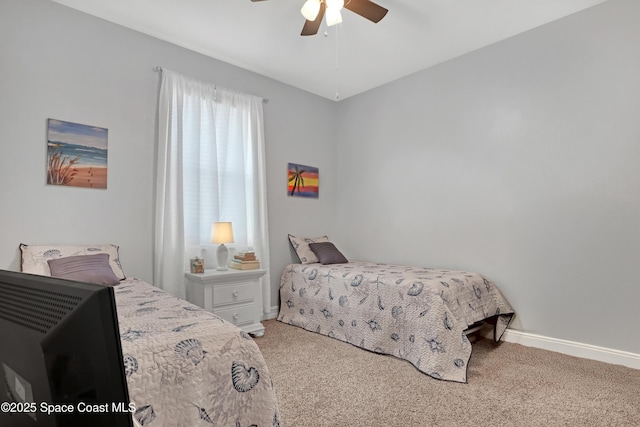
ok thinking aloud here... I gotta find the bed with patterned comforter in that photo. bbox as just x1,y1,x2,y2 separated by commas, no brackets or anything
114,278,281,426
277,262,514,383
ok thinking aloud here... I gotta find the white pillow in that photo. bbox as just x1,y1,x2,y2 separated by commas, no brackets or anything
19,243,125,280
288,234,330,264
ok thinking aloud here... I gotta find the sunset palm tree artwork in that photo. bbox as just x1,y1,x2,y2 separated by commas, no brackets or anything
287,163,318,198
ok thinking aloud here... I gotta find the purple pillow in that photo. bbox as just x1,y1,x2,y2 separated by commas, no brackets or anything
308,242,348,265
47,253,120,286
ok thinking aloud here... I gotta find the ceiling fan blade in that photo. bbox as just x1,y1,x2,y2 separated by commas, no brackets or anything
301,2,326,36
344,0,388,23
250,0,269,2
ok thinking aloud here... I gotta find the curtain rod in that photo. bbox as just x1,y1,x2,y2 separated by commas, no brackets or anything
154,66,269,104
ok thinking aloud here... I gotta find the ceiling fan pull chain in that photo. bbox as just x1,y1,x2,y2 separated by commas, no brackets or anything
334,24,340,101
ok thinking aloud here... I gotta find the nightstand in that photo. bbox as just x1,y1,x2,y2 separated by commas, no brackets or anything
184,268,267,336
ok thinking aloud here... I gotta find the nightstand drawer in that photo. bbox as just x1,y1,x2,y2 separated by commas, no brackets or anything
213,282,254,306
215,304,256,327
184,268,266,336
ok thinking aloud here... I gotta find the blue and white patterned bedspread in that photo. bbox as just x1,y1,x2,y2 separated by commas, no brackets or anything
277,262,514,383
114,278,281,426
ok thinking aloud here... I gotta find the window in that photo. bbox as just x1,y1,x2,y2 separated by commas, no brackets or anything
154,69,270,312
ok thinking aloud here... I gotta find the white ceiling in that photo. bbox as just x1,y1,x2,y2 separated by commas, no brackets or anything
51,0,607,101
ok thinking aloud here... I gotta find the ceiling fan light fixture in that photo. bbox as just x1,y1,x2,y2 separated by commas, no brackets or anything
325,7,342,26
325,0,344,11
301,0,321,21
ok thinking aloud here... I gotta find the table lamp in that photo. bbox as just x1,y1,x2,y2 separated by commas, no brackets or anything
211,222,234,270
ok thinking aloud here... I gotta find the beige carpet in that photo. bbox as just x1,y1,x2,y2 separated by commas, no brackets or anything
254,320,640,427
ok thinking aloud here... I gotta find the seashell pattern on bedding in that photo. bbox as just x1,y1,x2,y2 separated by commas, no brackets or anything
114,278,280,426
277,261,515,383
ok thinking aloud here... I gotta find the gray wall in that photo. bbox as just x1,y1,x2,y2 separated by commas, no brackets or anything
0,0,338,308
335,0,640,353
2,0,639,354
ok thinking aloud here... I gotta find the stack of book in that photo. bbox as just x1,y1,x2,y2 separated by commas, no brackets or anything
229,251,261,270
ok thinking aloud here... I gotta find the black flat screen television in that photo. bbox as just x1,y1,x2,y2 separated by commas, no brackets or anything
0,270,133,426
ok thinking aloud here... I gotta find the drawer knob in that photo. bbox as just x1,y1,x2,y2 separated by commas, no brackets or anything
232,290,240,298
233,313,240,321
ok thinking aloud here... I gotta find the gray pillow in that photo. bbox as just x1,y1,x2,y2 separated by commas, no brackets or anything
47,253,121,286
288,234,330,264
308,242,348,265
20,243,126,279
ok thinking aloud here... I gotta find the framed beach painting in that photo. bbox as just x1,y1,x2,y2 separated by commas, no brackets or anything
47,118,108,189
287,162,318,198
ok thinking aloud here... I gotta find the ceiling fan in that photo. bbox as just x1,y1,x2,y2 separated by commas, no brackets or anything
250,0,388,36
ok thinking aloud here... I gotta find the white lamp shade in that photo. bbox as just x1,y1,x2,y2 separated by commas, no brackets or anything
325,8,342,26
301,0,321,21
325,0,344,11
211,222,234,244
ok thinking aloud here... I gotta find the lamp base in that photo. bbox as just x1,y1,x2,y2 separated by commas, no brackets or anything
216,244,229,270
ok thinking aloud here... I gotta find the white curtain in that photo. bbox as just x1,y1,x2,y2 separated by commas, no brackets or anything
155,69,271,314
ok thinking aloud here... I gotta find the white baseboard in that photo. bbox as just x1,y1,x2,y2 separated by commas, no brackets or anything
262,306,279,321
497,329,640,370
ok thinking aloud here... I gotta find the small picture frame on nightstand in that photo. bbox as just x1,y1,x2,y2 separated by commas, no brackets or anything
190,257,204,274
